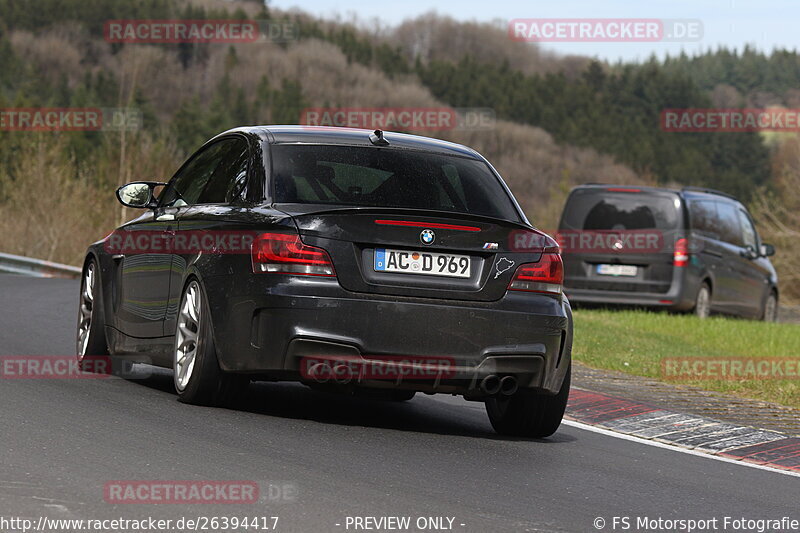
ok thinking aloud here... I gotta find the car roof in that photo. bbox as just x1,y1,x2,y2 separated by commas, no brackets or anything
213,125,483,159
570,183,743,206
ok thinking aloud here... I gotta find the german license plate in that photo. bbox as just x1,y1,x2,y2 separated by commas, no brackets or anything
374,249,470,278
596,264,638,277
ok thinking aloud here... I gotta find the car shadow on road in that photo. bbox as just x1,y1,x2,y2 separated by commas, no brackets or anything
125,366,576,443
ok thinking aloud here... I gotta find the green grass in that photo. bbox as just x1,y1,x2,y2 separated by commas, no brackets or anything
572,309,800,409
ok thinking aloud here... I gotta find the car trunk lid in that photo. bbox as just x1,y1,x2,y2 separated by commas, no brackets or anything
275,205,548,301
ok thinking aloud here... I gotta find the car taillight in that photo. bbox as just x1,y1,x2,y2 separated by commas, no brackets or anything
508,253,563,294
674,238,690,267
251,233,335,276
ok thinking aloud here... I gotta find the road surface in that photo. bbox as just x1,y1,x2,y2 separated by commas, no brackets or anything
0,275,796,532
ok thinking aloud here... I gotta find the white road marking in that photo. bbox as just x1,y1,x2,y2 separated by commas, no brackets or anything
562,419,800,478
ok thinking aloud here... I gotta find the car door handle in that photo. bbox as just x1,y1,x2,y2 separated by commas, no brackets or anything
112,254,124,260
156,214,175,221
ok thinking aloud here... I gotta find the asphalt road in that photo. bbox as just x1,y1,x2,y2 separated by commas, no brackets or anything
0,275,796,533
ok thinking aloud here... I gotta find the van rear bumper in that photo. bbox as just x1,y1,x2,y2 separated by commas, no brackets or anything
563,261,707,312
564,285,695,311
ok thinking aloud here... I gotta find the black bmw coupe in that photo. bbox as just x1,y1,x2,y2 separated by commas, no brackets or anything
78,126,573,437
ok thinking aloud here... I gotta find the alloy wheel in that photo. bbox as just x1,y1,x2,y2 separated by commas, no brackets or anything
174,281,202,391
77,263,95,358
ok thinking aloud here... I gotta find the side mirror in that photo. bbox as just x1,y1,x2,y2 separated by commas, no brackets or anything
760,243,776,257
116,182,166,209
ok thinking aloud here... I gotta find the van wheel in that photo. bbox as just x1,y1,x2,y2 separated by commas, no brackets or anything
694,283,711,319
761,291,778,322
485,365,571,438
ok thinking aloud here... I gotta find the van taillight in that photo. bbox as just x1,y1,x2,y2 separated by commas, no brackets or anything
674,238,690,267
251,233,336,276
508,253,563,294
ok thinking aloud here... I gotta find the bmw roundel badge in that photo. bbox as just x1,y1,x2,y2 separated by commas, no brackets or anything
420,229,435,245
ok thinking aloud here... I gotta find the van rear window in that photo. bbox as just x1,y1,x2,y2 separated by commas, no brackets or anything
559,190,680,231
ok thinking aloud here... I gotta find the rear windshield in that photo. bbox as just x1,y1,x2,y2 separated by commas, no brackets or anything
559,190,681,231
270,144,520,221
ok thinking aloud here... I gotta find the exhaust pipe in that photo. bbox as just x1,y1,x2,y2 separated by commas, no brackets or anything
500,376,518,396
308,362,332,383
480,375,501,395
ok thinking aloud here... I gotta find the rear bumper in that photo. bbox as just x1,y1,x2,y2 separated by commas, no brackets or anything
203,275,572,395
565,267,699,311
565,288,688,308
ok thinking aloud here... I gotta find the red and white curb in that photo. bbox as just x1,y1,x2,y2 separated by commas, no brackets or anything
565,389,800,474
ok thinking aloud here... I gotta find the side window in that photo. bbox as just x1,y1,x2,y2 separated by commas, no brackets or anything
689,200,719,239
715,201,744,247
196,139,249,204
737,209,758,250
159,140,235,207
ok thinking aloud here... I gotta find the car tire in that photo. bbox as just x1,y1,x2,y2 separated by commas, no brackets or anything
761,291,778,322
485,365,571,438
173,279,249,406
694,283,711,319
77,259,108,368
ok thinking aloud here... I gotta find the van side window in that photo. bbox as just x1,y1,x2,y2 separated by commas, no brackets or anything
688,200,719,240
715,202,744,247
737,209,758,250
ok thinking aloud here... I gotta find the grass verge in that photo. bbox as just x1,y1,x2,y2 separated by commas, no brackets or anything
572,309,800,409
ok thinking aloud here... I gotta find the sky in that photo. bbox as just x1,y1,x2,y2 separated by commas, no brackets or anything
270,0,799,62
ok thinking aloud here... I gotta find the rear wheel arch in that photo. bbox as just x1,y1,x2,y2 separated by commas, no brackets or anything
701,276,713,296
83,251,110,314
698,276,714,304
77,255,109,358
176,274,226,365
173,276,248,405
181,270,226,349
